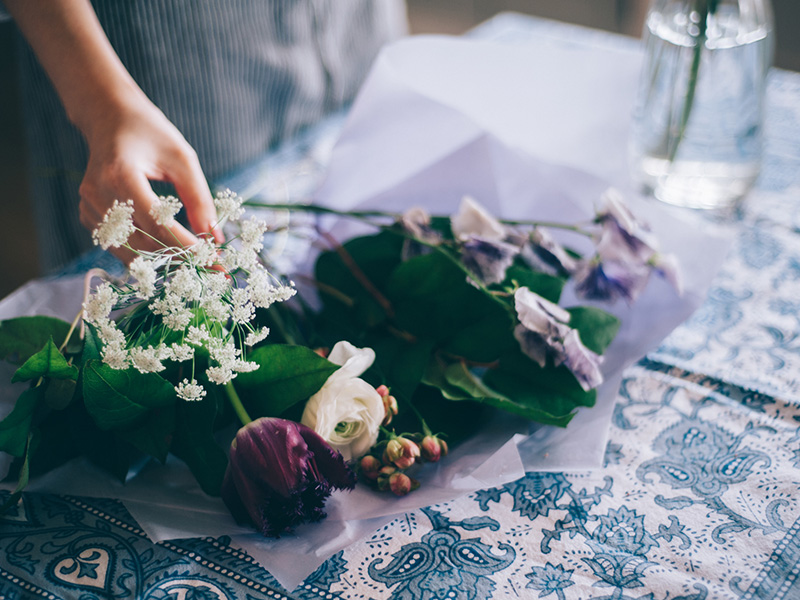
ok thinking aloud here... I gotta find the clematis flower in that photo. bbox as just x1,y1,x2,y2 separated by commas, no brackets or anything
460,238,520,285
301,341,384,461
522,228,578,277
513,287,604,390
221,417,356,538
451,196,507,242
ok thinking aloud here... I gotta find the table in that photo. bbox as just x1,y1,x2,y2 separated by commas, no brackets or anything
3,13,800,600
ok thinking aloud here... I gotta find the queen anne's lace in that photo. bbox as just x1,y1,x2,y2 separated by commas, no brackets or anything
83,190,295,401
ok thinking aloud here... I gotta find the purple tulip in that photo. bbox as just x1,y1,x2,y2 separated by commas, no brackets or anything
222,417,356,537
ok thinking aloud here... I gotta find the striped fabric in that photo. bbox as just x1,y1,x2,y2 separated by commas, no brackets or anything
12,0,406,272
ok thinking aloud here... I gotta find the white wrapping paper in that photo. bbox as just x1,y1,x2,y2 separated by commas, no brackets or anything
0,35,731,590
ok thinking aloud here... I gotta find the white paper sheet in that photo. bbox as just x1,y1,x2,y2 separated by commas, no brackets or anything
0,35,731,591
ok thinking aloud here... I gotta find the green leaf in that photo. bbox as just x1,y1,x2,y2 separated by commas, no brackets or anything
171,390,228,496
11,338,79,383
506,266,565,303
0,316,74,364
82,360,176,430
386,252,513,362
117,404,176,463
315,231,405,330
0,432,32,514
0,387,42,456
566,307,621,354
44,377,77,410
235,344,338,418
482,350,597,427
365,336,434,402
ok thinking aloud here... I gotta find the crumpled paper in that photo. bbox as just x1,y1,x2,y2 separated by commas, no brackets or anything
0,35,731,591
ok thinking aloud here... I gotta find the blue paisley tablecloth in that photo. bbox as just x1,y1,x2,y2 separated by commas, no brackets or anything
3,13,800,600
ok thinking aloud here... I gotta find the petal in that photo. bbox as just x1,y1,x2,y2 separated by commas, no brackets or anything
451,196,506,242
514,287,571,334
562,329,604,391
461,238,519,285
298,423,357,490
327,341,376,379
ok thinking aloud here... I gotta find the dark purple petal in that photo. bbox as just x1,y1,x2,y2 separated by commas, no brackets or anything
513,325,564,368
573,260,650,304
522,228,578,276
461,237,519,285
221,417,356,538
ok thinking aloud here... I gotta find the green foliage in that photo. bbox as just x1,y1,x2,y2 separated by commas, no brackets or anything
12,338,79,383
235,344,338,418
0,316,74,364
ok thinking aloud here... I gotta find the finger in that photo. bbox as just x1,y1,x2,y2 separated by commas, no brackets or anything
164,147,224,244
121,168,200,251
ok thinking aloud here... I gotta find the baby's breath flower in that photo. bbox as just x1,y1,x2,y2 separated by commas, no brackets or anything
203,271,230,299
231,287,255,325
245,326,270,346
129,346,166,374
240,216,269,253
248,270,296,309
190,238,219,268
167,343,195,363
206,365,235,385
97,320,126,349
129,256,158,299
101,345,129,370
92,199,136,250
168,267,202,302
200,297,229,322
152,292,194,331
186,324,210,346
83,282,119,325
214,189,245,223
175,378,207,402
234,359,259,373
150,195,182,226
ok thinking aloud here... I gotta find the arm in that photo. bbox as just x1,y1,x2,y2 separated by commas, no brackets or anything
5,0,223,262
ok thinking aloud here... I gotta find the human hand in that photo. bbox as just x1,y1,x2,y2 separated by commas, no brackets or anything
77,96,223,264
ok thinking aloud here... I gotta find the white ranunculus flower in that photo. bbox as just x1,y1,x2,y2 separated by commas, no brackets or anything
300,341,384,461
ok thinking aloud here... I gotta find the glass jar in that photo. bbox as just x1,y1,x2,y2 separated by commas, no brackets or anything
629,0,774,210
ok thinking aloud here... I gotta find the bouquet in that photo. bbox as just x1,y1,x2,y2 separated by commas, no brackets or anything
0,187,679,537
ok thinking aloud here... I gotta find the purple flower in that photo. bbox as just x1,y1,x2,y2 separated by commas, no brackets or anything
522,228,578,277
513,287,604,390
573,258,651,304
461,238,520,285
399,207,442,260
594,189,658,264
222,417,356,537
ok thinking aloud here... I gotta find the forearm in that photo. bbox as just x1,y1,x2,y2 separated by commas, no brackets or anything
4,0,147,141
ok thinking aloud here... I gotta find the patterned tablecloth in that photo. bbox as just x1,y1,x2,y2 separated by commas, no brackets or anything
3,13,800,600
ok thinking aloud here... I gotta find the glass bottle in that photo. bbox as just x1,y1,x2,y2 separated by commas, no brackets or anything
629,0,774,210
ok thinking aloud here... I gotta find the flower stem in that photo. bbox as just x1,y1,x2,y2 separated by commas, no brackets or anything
59,310,83,353
225,381,252,426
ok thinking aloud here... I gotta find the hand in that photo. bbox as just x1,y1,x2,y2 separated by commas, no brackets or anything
78,95,223,263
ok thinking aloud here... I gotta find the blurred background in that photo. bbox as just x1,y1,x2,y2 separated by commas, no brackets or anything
1,0,798,298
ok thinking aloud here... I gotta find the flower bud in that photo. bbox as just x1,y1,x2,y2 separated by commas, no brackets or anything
359,455,382,480
389,472,412,496
420,435,448,463
393,437,421,469
376,465,397,491
376,385,398,425
383,439,404,464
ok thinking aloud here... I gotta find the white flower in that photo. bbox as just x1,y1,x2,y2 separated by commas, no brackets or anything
175,378,207,402
200,296,229,322
129,256,157,299
245,326,270,346
300,341,383,461
239,216,269,253
214,189,245,223
203,271,230,299
514,287,571,340
92,199,136,249
167,267,202,302
190,238,219,268
83,281,119,325
167,343,194,363
248,269,296,309
186,324,209,346
101,345,129,370
230,287,255,325
206,365,235,385
129,346,165,374
150,195,182,226
451,196,506,242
